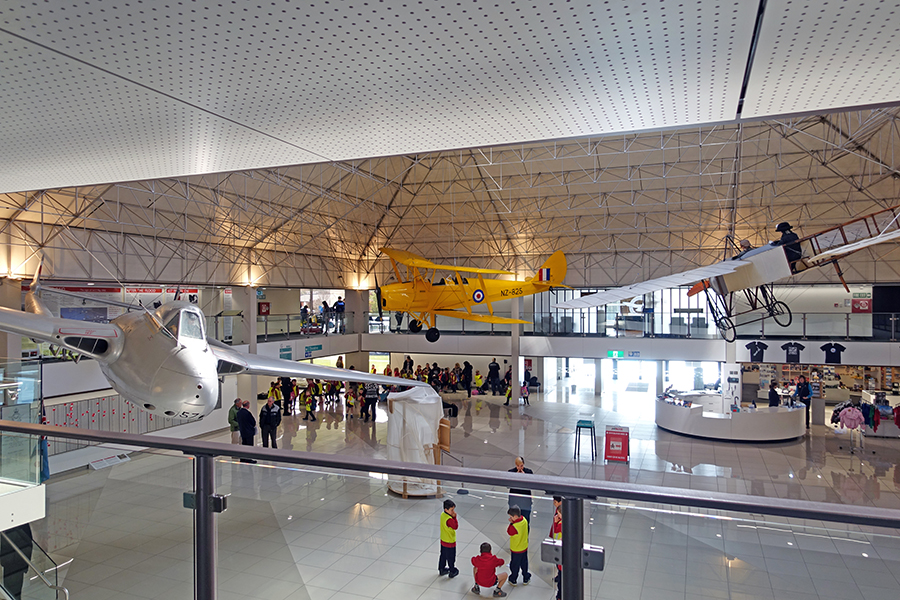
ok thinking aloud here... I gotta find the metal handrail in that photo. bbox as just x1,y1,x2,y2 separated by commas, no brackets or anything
3,420,900,530
0,531,69,600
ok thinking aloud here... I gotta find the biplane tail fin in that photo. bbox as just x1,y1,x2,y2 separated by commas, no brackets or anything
529,251,567,286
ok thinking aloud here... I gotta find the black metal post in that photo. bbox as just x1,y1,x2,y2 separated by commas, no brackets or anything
561,497,584,600
194,454,217,600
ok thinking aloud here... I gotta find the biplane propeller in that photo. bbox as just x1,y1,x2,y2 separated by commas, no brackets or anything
377,248,568,342
554,205,900,342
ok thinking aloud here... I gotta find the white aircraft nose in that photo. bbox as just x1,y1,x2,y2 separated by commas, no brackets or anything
149,351,219,417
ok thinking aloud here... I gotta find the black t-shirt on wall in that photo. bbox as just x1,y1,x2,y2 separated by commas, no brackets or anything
820,343,847,365
781,342,805,364
746,341,768,362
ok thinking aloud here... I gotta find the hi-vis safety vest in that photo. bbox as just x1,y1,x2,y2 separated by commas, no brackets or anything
440,512,457,546
509,517,528,553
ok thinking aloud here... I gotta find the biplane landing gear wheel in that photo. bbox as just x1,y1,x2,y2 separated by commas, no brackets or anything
408,319,422,333
425,327,441,343
715,317,736,343
770,301,792,327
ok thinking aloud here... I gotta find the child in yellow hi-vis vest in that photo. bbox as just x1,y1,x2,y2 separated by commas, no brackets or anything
438,499,460,578
506,506,531,585
301,385,316,422
344,384,357,418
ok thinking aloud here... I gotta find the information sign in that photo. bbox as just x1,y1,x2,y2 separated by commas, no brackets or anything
603,426,630,462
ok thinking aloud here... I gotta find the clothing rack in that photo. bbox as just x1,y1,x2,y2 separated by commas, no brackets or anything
848,426,865,454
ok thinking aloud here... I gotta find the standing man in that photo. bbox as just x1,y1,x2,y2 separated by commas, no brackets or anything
259,397,282,448
236,400,258,463
363,381,379,422
795,375,812,430
281,376,293,415
507,456,534,525
488,358,501,396
227,398,242,444
403,355,414,372
462,361,473,398
334,296,346,333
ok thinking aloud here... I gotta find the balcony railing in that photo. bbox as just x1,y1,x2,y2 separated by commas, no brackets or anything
2,420,900,600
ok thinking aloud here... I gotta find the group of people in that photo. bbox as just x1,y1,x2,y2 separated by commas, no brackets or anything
438,458,564,599
384,356,531,404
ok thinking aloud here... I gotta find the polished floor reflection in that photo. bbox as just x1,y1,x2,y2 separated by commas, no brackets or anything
31,377,900,599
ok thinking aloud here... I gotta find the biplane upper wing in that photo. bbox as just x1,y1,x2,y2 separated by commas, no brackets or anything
433,310,529,325
553,261,750,309
809,228,900,263
380,247,513,275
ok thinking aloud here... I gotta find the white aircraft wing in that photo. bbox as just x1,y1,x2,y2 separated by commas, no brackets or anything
553,261,750,309
809,228,900,263
0,305,124,359
208,339,429,388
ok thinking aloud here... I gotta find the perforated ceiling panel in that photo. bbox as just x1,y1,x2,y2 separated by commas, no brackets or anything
0,31,320,193
0,0,758,193
742,0,900,118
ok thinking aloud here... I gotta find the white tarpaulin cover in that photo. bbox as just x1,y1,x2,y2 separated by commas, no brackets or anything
386,385,443,495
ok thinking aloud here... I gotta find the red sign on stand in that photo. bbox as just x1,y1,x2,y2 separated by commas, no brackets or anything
604,426,630,462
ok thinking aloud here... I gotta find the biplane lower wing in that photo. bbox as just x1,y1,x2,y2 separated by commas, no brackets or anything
433,310,529,325
552,261,750,309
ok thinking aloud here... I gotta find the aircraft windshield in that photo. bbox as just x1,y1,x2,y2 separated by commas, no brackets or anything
181,311,204,340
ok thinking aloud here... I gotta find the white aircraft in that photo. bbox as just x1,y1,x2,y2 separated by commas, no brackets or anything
554,205,900,341
0,268,427,418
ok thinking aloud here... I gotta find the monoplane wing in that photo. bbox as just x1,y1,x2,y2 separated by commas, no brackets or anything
433,310,529,325
553,261,750,309
0,305,123,359
208,340,430,387
380,247,513,275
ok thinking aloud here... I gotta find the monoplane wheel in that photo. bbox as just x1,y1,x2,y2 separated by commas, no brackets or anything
770,301,792,327
425,327,441,343
409,319,423,333
715,316,736,343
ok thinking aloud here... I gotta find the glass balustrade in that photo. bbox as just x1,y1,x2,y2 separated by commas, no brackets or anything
0,423,895,600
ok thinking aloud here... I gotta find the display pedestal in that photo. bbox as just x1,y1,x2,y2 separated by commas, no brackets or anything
812,397,826,426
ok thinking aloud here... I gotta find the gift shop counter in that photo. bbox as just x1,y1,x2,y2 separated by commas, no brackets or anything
655,399,806,442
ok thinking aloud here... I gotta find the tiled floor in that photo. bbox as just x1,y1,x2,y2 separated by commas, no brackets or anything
26,379,900,599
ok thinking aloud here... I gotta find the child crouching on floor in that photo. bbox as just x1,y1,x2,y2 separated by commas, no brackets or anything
471,542,507,597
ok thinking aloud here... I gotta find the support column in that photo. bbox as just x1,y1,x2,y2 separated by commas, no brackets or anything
0,278,22,360
236,287,258,402
511,297,522,404
194,454,218,600
342,290,367,334
594,358,603,396
561,497,584,600
656,360,664,396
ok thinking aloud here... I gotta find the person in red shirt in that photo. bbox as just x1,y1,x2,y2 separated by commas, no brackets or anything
551,507,562,600
471,542,508,597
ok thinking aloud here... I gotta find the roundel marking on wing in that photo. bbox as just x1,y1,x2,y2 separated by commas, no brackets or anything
472,289,485,303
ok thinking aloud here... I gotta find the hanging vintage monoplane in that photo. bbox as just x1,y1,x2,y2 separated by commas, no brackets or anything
376,248,567,342
554,205,900,341
0,266,427,419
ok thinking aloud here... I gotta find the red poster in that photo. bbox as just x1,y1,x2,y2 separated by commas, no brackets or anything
258,302,271,316
852,299,872,313
604,426,630,462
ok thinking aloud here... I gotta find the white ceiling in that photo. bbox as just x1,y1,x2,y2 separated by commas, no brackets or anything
0,0,898,194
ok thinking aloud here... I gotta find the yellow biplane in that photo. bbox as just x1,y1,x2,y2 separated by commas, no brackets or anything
377,248,567,342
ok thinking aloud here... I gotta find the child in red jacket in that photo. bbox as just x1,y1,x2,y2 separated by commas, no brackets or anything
471,542,508,597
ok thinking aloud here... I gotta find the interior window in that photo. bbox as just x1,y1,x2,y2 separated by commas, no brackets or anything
181,311,204,340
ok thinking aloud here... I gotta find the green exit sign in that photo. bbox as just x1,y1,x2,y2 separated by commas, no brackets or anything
608,350,624,358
